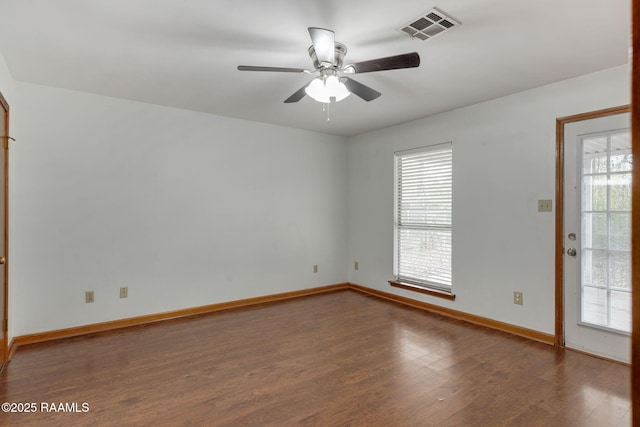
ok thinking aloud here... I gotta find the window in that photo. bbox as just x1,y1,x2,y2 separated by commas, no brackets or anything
393,143,453,294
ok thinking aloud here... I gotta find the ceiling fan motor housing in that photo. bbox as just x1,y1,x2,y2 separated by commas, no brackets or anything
308,42,347,69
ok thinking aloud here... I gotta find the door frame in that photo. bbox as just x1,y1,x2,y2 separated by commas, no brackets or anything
554,105,631,348
632,1,640,420
0,91,8,364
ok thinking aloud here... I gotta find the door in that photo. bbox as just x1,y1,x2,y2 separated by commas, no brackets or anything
563,110,631,363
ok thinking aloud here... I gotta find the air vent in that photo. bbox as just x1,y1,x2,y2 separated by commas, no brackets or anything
400,7,461,41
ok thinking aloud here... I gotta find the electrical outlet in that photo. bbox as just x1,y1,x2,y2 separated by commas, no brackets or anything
85,291,94,304
313,265,318,273
120,287,128,298
354,261,359,271
514,291,523,305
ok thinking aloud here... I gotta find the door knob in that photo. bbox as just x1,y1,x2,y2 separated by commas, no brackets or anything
0,256,6,264
566,248,577,257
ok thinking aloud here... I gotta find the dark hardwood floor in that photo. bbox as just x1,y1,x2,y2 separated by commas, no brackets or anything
0,290,630,426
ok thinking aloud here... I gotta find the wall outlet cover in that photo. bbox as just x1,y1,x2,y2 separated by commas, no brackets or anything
514,291,523,305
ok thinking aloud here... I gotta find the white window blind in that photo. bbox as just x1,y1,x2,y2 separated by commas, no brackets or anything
395,143,452,289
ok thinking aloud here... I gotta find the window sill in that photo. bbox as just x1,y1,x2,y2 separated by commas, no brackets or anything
389,280,456,301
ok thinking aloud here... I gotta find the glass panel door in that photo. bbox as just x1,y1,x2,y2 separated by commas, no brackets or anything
564,111,631,363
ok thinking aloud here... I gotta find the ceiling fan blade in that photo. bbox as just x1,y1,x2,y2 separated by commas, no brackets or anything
347,52,420,74
342,77,381,102
308,27,335,66
284,85,309,103
238,65,307,73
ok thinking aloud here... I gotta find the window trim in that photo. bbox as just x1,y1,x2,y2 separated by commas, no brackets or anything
393,142,453,297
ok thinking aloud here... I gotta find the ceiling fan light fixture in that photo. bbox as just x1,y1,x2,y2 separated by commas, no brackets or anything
305,75,350,103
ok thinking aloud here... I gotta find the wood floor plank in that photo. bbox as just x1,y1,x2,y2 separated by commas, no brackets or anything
0,290,630,426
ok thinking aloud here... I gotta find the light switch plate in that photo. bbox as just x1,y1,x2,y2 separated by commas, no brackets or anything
538,199,552,212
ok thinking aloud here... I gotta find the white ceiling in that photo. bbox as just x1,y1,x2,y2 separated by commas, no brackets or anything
0,0,630,136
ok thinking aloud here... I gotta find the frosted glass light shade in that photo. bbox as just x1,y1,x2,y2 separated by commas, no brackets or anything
305,75,350,103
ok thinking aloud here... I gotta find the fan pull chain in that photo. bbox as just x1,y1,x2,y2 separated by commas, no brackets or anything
323,102,330,121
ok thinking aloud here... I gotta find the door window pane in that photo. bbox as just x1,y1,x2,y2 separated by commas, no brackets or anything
609,213,630,251
609,133,631,172
582,213,607,249
583,136,608,174
610,291,631,331
610,252,631,290
582,287,607,326
582,175,607,211
609,173,632,211
582,250,607,287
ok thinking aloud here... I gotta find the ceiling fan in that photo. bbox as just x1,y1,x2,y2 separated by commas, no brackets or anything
237,27,420,104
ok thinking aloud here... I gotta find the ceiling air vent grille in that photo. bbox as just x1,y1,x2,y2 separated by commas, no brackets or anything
400,7,461,41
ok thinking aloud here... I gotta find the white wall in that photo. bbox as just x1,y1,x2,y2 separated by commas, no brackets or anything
11,83,348,336
0,53,14,106
347,65,630,335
